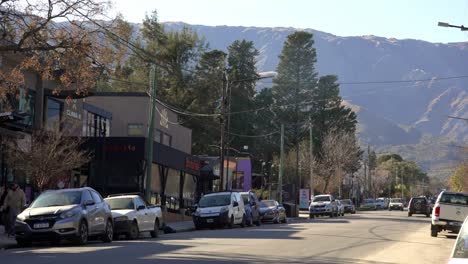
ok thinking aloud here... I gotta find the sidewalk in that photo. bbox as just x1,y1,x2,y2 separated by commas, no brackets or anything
0,225,16,249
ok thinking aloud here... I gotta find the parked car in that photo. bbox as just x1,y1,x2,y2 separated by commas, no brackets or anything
309,194,338,218
431,191,468,237
104,194,162,239
340,199,356,214
375,197,388,209
388,198,404,211
15,187,113,246
259,200,287,223
360,199,377,210
240,191,261,226
192,191,246,229
449,216,468,263
408,197,431,217
336,200,345,216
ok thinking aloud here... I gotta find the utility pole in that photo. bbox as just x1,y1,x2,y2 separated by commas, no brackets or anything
364,162,367,197
145,64,157,203
278,124,284,204
309,118,314,197
219,71,228,191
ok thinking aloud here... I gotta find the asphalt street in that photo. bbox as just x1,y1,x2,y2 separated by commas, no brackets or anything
0,211,456,264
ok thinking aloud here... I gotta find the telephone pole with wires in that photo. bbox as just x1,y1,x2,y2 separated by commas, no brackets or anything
145,64,157,203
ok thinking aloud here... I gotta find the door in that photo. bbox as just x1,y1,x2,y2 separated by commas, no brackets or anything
91,191,106,232
82,190,99,234
135,197,150,231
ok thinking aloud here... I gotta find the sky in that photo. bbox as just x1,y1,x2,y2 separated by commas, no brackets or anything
110,0,468,43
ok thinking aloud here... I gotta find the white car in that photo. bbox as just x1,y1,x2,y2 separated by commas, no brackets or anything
192,191,246,229
309,194,338,218
388,198,404,211
432,191,468,238
104,194,162,239
449,216,468,263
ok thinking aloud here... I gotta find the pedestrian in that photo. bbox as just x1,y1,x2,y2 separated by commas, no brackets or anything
1,183,26,237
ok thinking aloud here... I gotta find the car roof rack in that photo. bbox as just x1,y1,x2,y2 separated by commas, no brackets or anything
107,192,143,198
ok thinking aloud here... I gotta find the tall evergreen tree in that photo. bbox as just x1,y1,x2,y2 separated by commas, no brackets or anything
226,40,259,153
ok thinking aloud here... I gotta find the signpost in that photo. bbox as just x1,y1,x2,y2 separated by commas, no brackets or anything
299,188,310,209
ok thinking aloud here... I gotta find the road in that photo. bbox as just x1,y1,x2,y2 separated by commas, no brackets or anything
0,211,456,264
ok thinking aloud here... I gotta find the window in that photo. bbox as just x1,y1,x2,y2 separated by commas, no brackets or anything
162,133,172,146
91,191,103,204
135,197,146,209
128,123,144,136
82,110,111,137
81,190,93,203
45,98,62,131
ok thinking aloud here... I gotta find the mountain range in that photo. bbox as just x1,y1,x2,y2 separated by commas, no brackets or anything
160,22,467,178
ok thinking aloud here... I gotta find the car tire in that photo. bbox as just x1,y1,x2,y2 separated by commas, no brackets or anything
431,226,438,237
17,238,32,247
150,219,160,238
102,220,113,243
309,214,314,219
227,215,234,229
74,220,89,245
408,212,412,217
126,221,139,240
329,213,334,218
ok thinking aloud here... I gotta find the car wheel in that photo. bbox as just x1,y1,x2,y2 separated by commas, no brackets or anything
16,238,32,247
74,220,88,245
227,215,234,229
240,215,247,228
150,219,160,238
126,221,139,240
408,212,412,217
102,220,113,243
329,213,334,218
309,214,315,219
431,226,438,237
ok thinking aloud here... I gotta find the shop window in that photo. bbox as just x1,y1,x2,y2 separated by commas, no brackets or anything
82,110,111,137
162,133,172,146
128,123,144,136
45,98,61,131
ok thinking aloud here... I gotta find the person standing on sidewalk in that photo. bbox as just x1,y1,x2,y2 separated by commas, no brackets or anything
2,183,26,237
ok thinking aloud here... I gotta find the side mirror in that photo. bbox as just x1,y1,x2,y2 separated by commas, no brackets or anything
137,205,146,211
84,200,95,206
233,201,239,207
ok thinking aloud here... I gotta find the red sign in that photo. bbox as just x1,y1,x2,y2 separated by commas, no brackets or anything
185,158,200,171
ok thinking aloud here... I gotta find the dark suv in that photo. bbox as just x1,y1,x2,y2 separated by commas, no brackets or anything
408,197,431,217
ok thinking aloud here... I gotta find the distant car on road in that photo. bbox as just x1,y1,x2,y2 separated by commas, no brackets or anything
104,194,162,239
15,187,113,246
240,191,262,226
309,194,338,218
375,197,388,209
408,197,431,217
259,200,287,224
360,199,377,211
431,191,468,237
388,198,404,211
449,216,468,263
340,199,356,214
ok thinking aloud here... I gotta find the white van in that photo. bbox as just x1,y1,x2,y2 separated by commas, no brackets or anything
192,191,246,229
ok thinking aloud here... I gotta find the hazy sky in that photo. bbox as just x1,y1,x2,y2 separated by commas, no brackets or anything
110,0,468,43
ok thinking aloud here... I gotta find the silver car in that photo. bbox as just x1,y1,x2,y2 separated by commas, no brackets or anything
15,187,113,246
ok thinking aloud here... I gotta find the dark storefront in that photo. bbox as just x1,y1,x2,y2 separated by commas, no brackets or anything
82,137,205,209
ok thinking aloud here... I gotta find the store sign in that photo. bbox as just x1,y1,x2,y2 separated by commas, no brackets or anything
65,99,82,120
185,157,200,171
299,189,310,209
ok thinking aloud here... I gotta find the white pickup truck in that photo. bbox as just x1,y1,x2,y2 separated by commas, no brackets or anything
104,194,162,239
431,191,468,237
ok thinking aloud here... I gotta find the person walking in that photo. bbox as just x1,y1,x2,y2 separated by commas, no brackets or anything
2,183,26,237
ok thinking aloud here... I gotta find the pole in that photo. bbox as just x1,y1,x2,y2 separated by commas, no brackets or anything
278,124,284,204
219,71,227,191
225,69,232,191
145,64,156,203
309,119,314,197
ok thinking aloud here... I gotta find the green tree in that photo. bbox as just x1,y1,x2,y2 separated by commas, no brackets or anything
377,154,403,165
226,40,259,153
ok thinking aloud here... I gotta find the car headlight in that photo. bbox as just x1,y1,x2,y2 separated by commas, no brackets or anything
16,214,27,222
194,208,201,216
114,216,129,222
60,209,79,219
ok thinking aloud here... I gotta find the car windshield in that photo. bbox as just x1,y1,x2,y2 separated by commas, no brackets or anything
30,191,81,208
440,193,468,205
106,198,135,210
313,196,331,202
341,200,351,205
363,199,375,204
452,219,468,258
260,200,276,207
199,194,231,208
391,199,402,203
241,194,249,204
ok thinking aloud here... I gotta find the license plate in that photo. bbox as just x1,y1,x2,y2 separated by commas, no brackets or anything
450,222,461,226
206,219,214,223
34,222,50,229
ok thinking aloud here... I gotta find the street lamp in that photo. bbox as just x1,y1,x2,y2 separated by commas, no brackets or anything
438,21,468,31
219,70,277,191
